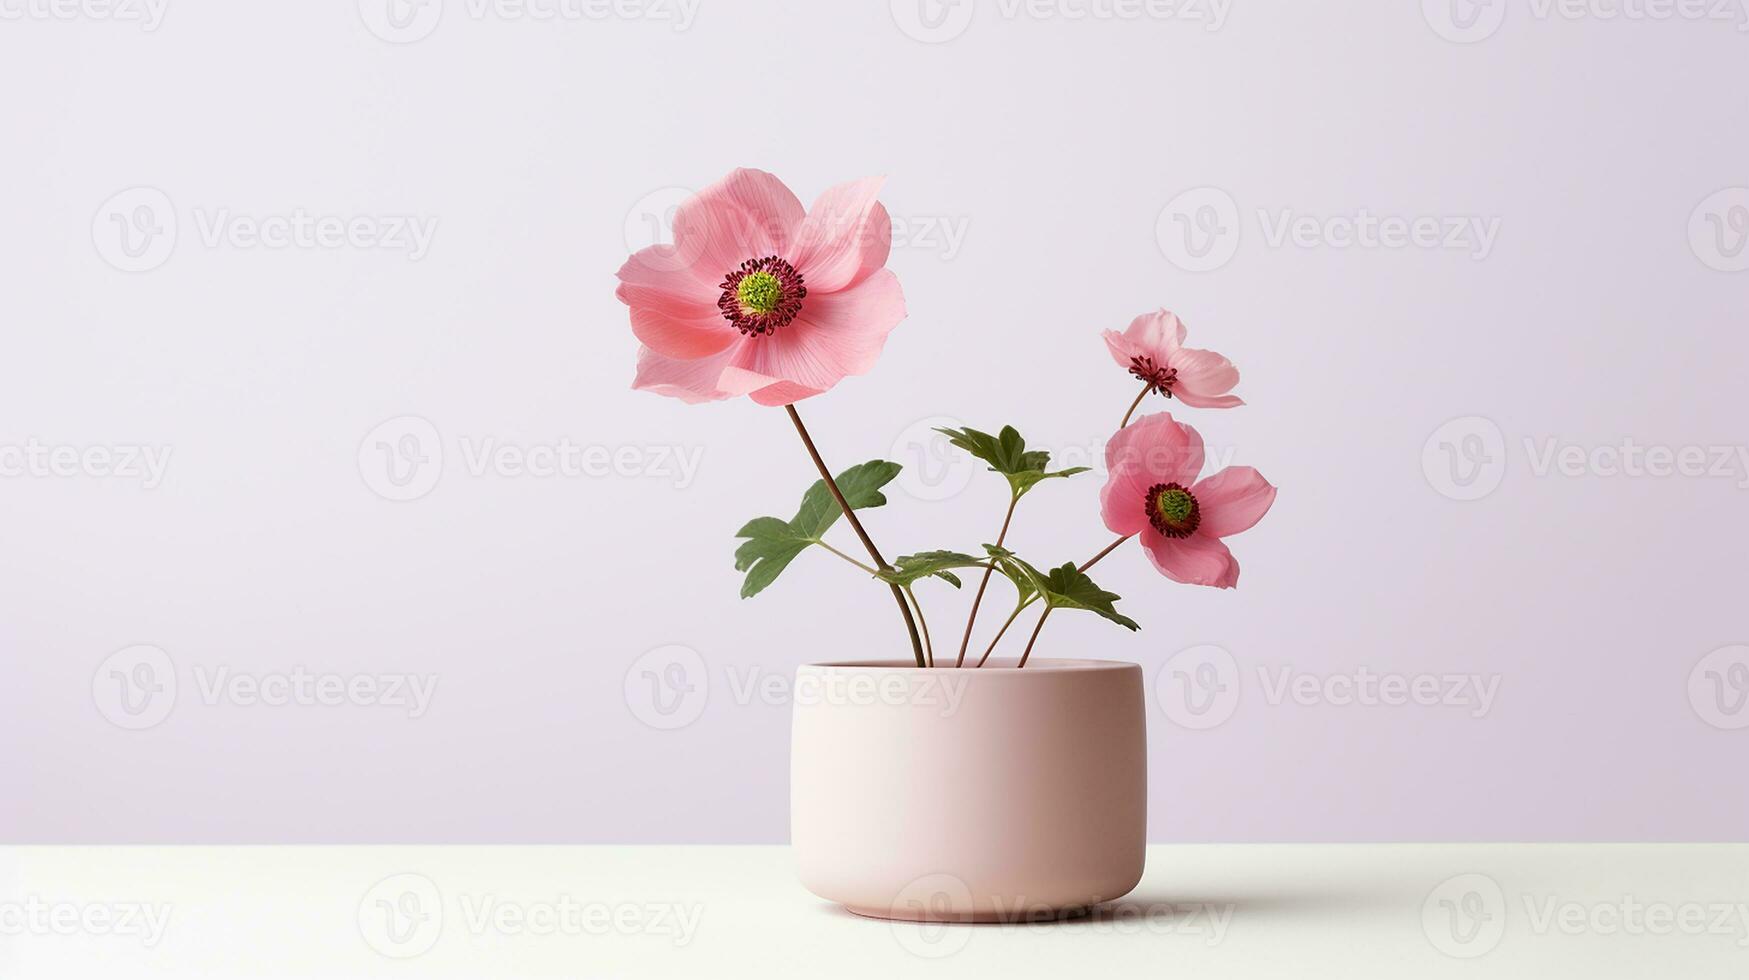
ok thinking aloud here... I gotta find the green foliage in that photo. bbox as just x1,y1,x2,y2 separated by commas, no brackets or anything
874,551,990,589
934,425,1089,499
733,461,901,599
988,551,1140,631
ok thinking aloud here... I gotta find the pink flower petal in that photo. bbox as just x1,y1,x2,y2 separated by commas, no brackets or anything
615,245,719,318
716,268,906,402
714,362,824,407
1125,309,1186,355
707,168,805,248
747,380,825,407
1172,346,1243,408
787,268,907,376
627,306,734,360
670,199,777,286
1193,466,1277,539
1099,462,1153,536
1104,412,1205,487
631,345,733,404
1140,528,1240,589
1102,329,1145,371
852,203,893,285
790,176,890,293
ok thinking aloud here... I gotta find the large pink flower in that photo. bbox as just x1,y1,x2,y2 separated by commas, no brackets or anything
620,169,907,407
1102,310,1243,409
1101,413,1275,589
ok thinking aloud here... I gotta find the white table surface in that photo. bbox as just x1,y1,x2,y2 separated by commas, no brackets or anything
2,845,1745,977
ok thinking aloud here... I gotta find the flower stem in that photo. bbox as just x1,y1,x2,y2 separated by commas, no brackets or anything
953,495,1018,668
973,602,1029,668
1120,382,1151,428
905,585,935,667
785,404,926,667
1015,608,1053,668
1079,534,1133,573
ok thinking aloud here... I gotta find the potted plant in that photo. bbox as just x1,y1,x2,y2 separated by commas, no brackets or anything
617,169,1276,922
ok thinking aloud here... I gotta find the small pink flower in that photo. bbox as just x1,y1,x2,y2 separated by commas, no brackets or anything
1102,310,1243,409
1100,413,1275,589
619,168,907,407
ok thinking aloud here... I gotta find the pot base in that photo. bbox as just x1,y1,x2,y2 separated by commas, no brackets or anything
843,903,1098,924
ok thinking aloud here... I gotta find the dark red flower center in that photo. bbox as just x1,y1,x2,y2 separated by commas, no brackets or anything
1129,355,1178,397
1145,482,1200,538
718,256,806,337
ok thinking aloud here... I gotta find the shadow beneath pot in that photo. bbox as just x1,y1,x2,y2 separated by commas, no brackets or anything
813,885,1400,928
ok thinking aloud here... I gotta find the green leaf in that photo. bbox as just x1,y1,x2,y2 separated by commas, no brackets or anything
733,460,901,599
934,425,1088,499
874,551,989,589
980,543,1037,606
995,556,1140,632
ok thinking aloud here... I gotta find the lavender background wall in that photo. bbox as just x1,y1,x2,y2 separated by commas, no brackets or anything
2,1,1746,843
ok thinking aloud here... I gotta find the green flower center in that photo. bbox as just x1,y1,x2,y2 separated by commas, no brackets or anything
1145,482,1201,538
736,271,783,314
1155,488,1194,524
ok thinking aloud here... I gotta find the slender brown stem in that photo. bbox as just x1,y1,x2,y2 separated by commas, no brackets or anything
1011,534,1135,669
1120,382,1151,428
905,586,935,667
953,496,1017,668
1079,534,1132,573
785,404,926,667
973,603,1028,668
1015,608,1053,668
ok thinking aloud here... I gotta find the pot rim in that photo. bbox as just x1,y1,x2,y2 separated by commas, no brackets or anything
798,658,1138,674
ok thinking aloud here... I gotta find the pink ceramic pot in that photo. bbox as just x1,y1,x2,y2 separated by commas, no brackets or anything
791,658,1146,922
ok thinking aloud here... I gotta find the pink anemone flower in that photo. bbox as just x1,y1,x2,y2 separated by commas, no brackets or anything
1102,309,1243,409
1101,412,1276,589
619,168,906,407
